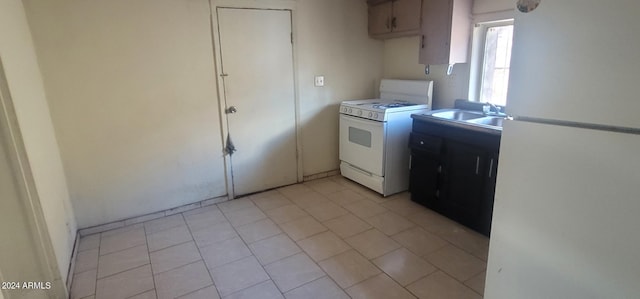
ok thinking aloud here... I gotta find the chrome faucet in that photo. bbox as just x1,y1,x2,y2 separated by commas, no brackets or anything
483,103,505,116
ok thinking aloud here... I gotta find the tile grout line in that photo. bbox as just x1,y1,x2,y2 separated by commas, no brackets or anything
144,216,188,237
142,224,158,298
389,217,488,295
294,179,481,296
220,195,342,296
147,236,192,254
402,213,489,265
216,202,275,296
296,178,485,296
90,264,151,295
88,232,102,298
180,212,223,299
125,288,155,299
97,241,147,258
76,177,485,299
176,283,216,299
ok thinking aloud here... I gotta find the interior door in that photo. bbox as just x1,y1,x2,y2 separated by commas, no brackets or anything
0,65,64,298
217,8,298,196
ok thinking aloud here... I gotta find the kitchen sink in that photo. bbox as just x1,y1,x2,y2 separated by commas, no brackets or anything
430,110,484,121
467,116,505,127
412,109,508,135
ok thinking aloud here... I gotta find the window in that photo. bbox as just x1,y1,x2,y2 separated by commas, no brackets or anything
469,20,514,106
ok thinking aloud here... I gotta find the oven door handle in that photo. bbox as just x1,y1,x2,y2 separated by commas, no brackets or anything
340,114,384,127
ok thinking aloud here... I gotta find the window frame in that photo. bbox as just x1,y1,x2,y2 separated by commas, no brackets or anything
468,18,515,105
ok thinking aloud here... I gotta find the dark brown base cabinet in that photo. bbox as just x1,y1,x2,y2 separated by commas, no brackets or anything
409,119,500,236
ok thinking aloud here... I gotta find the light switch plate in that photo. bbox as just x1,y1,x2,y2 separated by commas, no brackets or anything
314,75,324,87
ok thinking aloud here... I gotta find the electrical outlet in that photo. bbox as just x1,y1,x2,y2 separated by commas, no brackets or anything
314,76,324,87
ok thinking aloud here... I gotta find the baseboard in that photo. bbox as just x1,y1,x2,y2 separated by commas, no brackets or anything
77,195,228,237
66,232,80,294
303,169,340,182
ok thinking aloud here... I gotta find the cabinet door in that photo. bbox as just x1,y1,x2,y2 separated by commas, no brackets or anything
480,152,498,235
409,133,443,209
419,0,452,64
444,140,486,229
392,0,422,34
410,151,442,209
369,2,393,36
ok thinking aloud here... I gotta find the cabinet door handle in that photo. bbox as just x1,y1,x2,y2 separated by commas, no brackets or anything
409,155,412,170
488,158,494,178
391,17,397,29
475,156,480,175
437,165,442,173
421,35,425,48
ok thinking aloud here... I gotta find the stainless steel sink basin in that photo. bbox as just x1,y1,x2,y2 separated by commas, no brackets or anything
431,110,484,121
467,116,505,127
413,109,507,135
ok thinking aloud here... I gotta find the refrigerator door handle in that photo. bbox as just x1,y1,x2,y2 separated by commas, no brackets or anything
489,158,494,178
475,156,480,175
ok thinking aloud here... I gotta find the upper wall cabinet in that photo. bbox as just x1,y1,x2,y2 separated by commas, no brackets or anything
418,0,472,65
368,0,422,39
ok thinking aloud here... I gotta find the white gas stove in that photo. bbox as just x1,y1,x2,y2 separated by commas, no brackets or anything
339,79,433,196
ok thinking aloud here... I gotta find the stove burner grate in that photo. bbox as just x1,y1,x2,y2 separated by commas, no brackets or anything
372,102,418,109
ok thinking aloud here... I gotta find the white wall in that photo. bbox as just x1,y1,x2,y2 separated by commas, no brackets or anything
296,0,383,175
473,0,513,14
0,0,76,284
382,36,469,109
381,0,514,108
24,0,383,228
382,36,425,80
23,0,228,228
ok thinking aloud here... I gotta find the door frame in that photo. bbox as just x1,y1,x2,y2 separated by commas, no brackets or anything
0,58,66,297
209,0,302,199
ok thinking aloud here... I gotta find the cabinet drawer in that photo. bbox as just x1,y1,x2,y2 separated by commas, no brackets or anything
409,133,442,154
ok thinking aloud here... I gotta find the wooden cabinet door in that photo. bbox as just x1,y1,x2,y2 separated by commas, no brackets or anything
409,132,444,210
419,0,471,65
480,152,499,235
419,0,452,65
410,152,442,209
443,140,486,229
368,2,392,36
391,0,422,33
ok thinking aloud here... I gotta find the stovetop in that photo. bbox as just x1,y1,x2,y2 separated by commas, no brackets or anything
371,102,419,109
340,99,429,121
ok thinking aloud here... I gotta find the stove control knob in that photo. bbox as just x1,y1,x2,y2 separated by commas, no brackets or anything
348,108,353,114
374,113,379,119
342,107,347,113
357,110,362,116
368,112,373,117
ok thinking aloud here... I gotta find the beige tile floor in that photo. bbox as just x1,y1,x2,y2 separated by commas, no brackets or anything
70,176,489,299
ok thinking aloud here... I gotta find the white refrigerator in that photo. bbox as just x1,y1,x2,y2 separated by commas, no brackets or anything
485,1,640,298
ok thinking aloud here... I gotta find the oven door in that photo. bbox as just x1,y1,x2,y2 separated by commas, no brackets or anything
339,114,386,176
